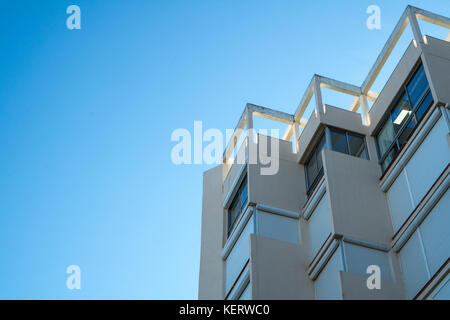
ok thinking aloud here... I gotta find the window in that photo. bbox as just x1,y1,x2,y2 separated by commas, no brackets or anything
305,134,326,197
305,129,368,197
376,63,434,173
227,176,248,236
329,128,368,159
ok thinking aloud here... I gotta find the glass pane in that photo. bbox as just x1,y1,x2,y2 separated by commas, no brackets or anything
240,184,248,210
381,145,399,172
316,135,326,171
228,200,239,232
398,117,417,149
407,65,429,108
306,154,318,188
415,90,433,121
391,93,412,134
377,117,395,159
348,134,367,159
228,177,248,234
330,129,349,154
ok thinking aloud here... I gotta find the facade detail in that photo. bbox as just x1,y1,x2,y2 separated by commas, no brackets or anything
199,6,450,300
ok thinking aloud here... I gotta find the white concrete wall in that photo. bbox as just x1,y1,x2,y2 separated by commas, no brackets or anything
314,248,343,300
386,115,450,232
308,193,331,260
225,217,253,294
255,210,299,244
198,165,225,299
398,189,450,299
343,242,392,281
250,234,313,299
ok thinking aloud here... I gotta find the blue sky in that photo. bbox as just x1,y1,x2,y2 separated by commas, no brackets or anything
0,0,449,299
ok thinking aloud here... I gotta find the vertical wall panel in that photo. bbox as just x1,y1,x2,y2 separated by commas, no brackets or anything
405,116,450,205
256,211,299,244
386,171,415,232
344,242,393,281
225,218,253,294
314,248,343,300
308,193,332,259
398,232,429,299
419,189,450,275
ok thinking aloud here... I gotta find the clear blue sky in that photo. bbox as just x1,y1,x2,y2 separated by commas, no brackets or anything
0,0,448,299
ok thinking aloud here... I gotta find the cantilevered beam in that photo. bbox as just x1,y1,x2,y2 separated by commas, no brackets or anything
361,8,409,94
282,117,308,141
247,103,294,124
294,78,315,122
317,75,362,96
222,108,246,161
412,6,450,29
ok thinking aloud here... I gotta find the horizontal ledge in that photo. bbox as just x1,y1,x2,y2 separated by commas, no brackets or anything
255,204,299,219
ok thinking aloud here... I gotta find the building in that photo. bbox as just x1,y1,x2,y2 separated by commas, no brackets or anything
198,5,450,300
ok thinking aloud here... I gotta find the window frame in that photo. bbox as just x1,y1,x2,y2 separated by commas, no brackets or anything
305,133,326,197
375,63,434,173
227,175,248,237
328,127,369,160
305,128,368,198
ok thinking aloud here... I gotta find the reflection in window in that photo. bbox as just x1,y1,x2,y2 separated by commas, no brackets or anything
348,133,368,159
391,93,412,134
329,128,368,159
228,176,248,236
305,129,368,197
331,129,349,154
376,63,433,173
305,135,326,197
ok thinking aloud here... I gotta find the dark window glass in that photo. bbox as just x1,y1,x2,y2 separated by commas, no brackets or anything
316,136,326,171
330,129,349,154
228,176,248,236
406,65,428,108
329,128,367,159
397,117,417,149
381,146,398,172
348,133,368,159
376,63,433,173
377,119,395,157
305,135,325,195
415,90,433,121
306,154,318,187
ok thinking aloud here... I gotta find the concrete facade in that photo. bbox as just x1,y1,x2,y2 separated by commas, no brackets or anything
198,6,450,300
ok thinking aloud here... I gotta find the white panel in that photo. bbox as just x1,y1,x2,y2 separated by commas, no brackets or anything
238,283,251,300
430,274,450,300
315,248,343,300
256,211,299,244
386,170,415,232
225,218,253,294
419,189,450,275
308,193,332,259
405,116,450,205
399,231,429,299
344,242,393,281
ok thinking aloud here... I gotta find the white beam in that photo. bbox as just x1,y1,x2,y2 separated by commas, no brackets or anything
362,9,409,94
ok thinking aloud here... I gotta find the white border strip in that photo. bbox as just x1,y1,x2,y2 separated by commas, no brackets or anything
222,163,246,209
309,238,340,280
222,206,253,260
381,107,441,192
342,236,390,252
393,172,449,252
227,267,250,300
302,179,326,220
256,204,299,219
